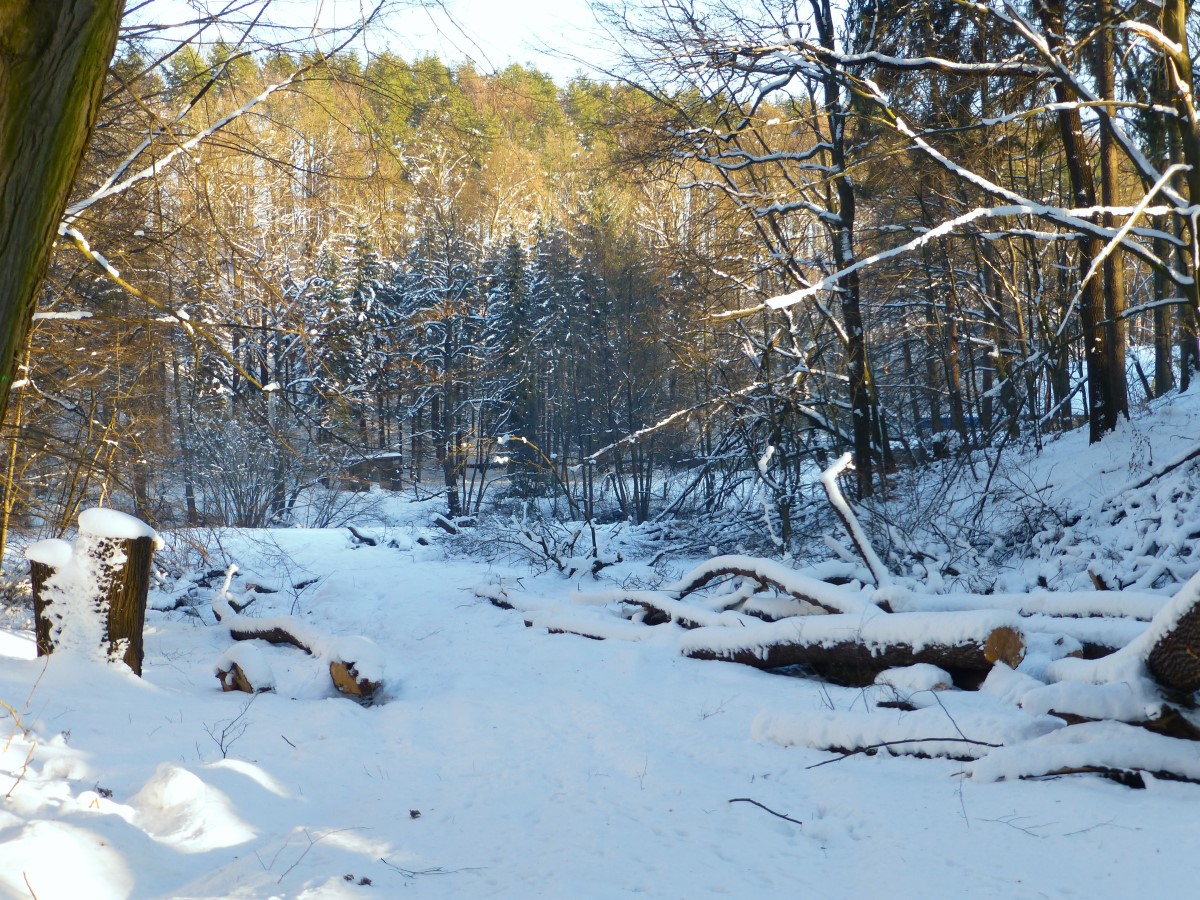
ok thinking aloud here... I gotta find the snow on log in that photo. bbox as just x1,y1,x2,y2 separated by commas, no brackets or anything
575,589,760,629
887,588,1164,622
523,607,659,643
753,704,1062,761
214,644,275,693
875,663,953,693
669,554,884,615
679,610,1025,684
1017,614,1144,660
967,720,1200,785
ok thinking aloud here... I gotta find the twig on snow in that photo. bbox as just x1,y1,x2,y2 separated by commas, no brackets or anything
728,797,803,825
805,736,1002,768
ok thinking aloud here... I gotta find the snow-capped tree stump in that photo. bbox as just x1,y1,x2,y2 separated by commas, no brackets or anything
26,510,161,675
92,532,157,674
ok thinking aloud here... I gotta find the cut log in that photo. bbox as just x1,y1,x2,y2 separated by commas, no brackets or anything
216,661,255,693
330,660,382,701
214,643,275,693
680,612,1025,686
1147,595,1200,693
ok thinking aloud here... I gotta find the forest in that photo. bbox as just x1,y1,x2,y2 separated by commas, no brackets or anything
13,0,1197,554
8,3,1200,895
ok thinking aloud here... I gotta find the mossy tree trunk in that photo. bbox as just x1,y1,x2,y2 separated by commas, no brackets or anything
0,0,125,422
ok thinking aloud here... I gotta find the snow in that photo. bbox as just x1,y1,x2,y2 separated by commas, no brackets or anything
25,538,73,569
875,663,952,693
78,508,163,548
10,392,1200,896
968,721,1200,783
214,643,276,692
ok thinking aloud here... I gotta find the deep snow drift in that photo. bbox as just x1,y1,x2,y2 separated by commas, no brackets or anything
3,391,1200,898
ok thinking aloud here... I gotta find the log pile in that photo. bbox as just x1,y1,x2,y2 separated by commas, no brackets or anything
211,565,384,703
481,457,1200,787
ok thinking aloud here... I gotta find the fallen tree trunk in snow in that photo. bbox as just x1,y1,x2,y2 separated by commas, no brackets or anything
1146,582,1200,693
679,612,1025,685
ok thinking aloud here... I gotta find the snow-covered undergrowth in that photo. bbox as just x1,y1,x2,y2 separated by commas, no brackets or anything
5,393,1200,897
860,392,1200,594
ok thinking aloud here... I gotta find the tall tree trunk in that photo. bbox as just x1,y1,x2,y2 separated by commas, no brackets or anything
814,0,877,498
1036,0,1113,443
1161,0,1200,389
0,0,125,423
1094,0,1129,425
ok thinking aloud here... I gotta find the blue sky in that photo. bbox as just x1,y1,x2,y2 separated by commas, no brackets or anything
138,0,620,83
382,0,618,82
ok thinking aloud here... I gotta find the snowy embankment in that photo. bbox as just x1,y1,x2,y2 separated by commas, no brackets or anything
7,389,1200,896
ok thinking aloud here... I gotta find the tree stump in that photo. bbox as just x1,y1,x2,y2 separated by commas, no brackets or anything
85,532,156,675
30,558,56,657
27,510,159,675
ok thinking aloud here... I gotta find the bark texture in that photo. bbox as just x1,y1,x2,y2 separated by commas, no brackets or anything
684,625,1024,687
29,558,54,656
1147,606,1200,693
0,0,125,421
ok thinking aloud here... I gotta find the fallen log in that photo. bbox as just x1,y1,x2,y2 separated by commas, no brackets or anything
669,555,885,615
212,565,382,701
347,526,377,546
888,588,1164,622
1147,582,1200,692
330,660,383,700
679,611,1025,686
216,661,256,693
227,624,312,653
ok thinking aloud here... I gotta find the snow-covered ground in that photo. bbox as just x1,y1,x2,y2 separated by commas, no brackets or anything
5,392,1200,898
